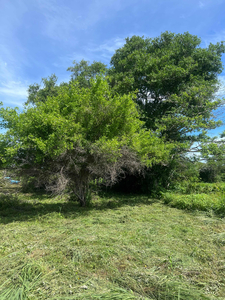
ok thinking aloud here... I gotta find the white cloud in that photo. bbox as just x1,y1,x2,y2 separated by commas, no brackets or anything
36,0,122,41
53,37,127,69
87,31,149,62
87,33,148,61
0,82,28,107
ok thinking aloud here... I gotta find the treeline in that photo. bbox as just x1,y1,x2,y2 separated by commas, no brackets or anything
0,31,225,205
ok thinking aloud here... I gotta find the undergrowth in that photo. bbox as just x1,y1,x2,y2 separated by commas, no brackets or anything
162,192,225,215
161,182,225,216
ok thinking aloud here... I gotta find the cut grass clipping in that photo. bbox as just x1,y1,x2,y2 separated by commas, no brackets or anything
0,263,46,300
0,181,225,298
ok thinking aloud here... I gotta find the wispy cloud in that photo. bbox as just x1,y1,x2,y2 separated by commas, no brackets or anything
202,30,225,47
199,1,205,8
0,1,31,107
53,37,127,69
93,38,126,54
0,46,29,107
36,0,80,42
87,33,148,62
36,0,120,41
0,81,27,99
88,37,126,60
36,0,141,43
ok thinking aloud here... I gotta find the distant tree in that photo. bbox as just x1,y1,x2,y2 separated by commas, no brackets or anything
200,134,225,182
67,60,108,88
26,61,107,106
26,74,60,105
0,77,170,206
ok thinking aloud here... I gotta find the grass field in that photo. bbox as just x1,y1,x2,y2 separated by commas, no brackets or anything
0,180,225,299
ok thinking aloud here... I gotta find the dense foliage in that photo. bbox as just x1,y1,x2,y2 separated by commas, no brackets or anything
0,31,225,203
110,32,224,145
0,77,169,205
108,32,225,190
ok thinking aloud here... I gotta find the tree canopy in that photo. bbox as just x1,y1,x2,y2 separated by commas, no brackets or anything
109,32,225,148
67,60,107,88
0,77,170,205
26,74,60,105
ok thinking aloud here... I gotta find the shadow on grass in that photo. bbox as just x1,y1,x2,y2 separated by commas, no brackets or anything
0,191,157,224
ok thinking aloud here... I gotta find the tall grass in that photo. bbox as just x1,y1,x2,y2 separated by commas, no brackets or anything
161,182,225,216
162,192,225,214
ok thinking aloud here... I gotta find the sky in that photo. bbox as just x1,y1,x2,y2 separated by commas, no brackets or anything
1,0,225,135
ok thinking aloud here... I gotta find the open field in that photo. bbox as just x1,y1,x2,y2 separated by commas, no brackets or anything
0,181,225,299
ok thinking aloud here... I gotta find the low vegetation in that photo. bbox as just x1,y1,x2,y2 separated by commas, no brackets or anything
0,179,225,299
162,182,225,215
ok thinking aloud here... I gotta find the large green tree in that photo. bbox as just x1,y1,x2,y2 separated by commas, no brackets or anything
107,32,225,191
0,77,170,205
109,32,225,148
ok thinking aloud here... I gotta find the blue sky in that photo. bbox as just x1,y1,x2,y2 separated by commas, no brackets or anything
1,0,225,135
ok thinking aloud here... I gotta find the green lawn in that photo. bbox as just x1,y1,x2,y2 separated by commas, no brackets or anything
0,183,225,299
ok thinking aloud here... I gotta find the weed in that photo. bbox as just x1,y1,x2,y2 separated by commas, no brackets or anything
0,262,46,300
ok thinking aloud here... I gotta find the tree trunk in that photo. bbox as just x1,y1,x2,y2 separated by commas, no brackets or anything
73,170,90,206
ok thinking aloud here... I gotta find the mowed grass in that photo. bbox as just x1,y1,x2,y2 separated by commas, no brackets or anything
0,183,225,299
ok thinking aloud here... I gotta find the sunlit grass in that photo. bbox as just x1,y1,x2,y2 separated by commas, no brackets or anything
162,192,225,215
161,181,225,215
0,186,225,299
